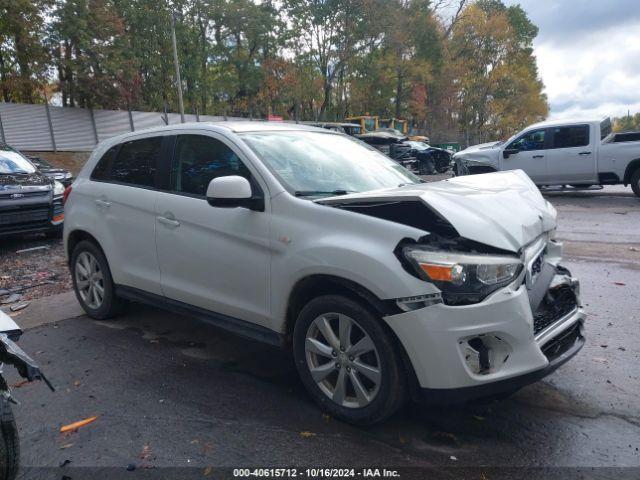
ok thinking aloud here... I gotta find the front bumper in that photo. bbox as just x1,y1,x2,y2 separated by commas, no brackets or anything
0,196,64,237
383,267,585,404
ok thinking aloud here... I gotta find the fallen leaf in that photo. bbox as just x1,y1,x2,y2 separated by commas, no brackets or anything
59,443,74,450
204,466,213,476
300,431,316,438
73,380,81,387
60,416,98,433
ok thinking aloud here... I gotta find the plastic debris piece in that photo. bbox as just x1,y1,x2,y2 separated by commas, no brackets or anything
0,294,21,305
60,415,98,433
16,245,49,254
10,301,29,312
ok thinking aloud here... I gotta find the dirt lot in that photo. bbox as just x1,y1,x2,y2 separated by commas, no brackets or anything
0,235,71,308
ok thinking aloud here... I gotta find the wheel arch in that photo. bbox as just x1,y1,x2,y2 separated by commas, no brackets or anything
66,229,105,264
623,158,640,185
284,274,422,400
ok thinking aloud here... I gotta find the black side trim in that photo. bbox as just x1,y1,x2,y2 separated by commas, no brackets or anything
598,172,620,185
115,285,285,348
420,320,585,405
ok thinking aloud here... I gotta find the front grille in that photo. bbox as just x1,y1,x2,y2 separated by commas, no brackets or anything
541,322,582,361
0,207,50,231
0,190,49,200
532,285,577,334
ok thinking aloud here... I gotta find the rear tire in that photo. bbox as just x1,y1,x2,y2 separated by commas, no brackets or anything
293,295,407,425
71,240,124,319
631,169,640,197
0,398,19,480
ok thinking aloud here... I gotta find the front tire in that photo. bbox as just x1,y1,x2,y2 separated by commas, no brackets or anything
71,240,124,319
0,398,19,480
631,169,640,197
293,295,407,425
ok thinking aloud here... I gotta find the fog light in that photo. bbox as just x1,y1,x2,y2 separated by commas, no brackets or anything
460,334,512,375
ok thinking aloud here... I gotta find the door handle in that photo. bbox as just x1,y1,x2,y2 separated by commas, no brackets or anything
532,155,544,158
157,216,180,228
95,199,111,208
578,151,592,156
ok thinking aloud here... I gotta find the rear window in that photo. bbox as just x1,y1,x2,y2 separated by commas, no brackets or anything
550,125,589,149
110,137,162,187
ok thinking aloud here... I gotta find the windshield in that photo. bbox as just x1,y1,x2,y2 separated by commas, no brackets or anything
240,131,422,196
0,146,36,174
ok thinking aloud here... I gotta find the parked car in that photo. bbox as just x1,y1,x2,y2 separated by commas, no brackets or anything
307,122,362,136
64,123,585,425
0,144,65,238
403,140,452,174
453,117,640,196
26,155,74,187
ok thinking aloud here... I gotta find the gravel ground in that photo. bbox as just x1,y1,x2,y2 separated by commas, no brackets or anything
0,234,71,307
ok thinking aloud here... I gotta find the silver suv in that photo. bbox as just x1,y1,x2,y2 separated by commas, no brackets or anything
64,122,586,425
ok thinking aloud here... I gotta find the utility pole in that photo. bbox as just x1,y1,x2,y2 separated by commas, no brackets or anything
170,11,185,123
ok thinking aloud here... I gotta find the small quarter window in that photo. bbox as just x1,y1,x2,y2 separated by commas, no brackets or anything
91,146,118,181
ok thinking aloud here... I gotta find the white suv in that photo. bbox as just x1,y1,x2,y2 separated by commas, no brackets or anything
64,122,586,425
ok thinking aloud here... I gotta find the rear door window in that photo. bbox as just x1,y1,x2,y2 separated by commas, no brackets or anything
171,134,252,197
110,137,162,188
550,125,589,149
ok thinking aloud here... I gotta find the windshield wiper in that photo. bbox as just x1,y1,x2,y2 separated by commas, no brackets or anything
294,189,354,197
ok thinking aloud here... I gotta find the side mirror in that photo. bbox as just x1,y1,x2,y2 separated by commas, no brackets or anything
503,148,520,159
206,176,264,211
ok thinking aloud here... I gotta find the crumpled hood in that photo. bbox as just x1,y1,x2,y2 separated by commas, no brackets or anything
320,170,556,252
453,141,501,168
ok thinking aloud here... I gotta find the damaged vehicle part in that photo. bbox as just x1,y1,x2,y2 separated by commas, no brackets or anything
0,310,54,480
65,123,585,425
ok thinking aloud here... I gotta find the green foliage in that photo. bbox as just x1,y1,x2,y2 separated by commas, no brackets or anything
613,113,640,132
0,0,549,142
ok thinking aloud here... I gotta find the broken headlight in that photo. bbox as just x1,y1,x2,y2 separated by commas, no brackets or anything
402,247,522,305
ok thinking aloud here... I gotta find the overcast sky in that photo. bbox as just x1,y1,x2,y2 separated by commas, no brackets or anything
503,0,640,120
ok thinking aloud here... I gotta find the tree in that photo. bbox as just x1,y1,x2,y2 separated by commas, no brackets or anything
0,0,51,103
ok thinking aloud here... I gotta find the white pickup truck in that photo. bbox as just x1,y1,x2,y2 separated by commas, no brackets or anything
452,117,640,197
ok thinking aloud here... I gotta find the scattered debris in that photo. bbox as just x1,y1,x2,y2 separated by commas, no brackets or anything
59,459,71,468
59,443,74,450
618,347,626,351
600,344,608,348
0,294,21,305
10,301,29,312
592,357,608,363
16,245,49,254
613,281,626,286
300,431,316,438
126,463,136,471
11,379,29,389
630,247,639,252
60,415,98,433
204,466,213,476
450,455,458,461
473,415,485,421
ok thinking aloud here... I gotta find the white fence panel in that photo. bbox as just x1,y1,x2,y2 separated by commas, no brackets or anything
0,103,53,150
94,109,132,143
49,106,96,151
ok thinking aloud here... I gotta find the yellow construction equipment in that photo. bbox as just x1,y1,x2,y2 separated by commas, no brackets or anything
345,115,379,133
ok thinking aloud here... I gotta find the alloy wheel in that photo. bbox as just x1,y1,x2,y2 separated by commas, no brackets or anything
75,251,105,309
305,313,381,408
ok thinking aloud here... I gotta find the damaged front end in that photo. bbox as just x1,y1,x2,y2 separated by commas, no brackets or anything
0,310,54,402
318,171,585,402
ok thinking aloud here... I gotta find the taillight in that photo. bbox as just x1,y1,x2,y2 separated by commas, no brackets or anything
62,185,72,205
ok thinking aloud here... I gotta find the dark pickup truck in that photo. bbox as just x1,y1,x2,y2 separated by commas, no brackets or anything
0,144,65,238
